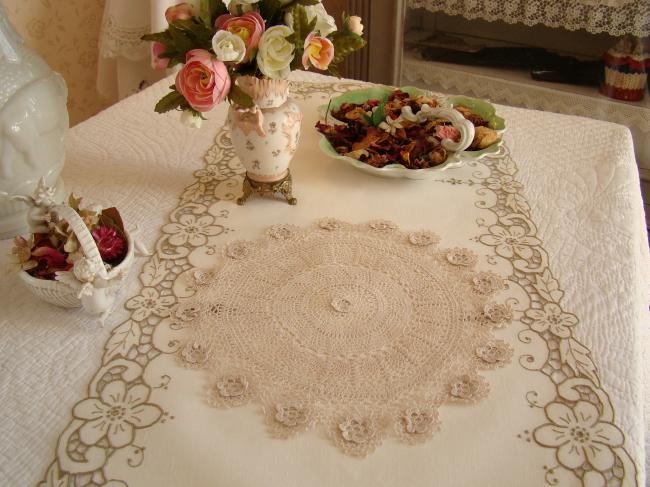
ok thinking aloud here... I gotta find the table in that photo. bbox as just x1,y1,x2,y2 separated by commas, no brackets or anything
0,72,648,486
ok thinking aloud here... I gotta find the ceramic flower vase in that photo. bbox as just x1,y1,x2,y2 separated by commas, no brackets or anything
0,5,69,239
227,76,301,205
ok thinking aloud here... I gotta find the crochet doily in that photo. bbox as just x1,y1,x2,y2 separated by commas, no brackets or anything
178,220,513,456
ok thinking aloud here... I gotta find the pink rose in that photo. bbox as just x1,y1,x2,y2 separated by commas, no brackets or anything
151,42,170,70
165,3,194,23
176,50,231,112
302,32,334,71
215,12,265,62
435,125,461,142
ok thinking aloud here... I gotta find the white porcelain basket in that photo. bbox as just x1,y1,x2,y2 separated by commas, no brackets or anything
18,203,134,314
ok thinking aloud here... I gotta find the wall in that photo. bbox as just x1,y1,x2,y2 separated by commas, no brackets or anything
2,0,110,126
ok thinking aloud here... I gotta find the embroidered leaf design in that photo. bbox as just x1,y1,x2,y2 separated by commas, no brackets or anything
505,193,531,217
495,157,517,176
140,255,168,287
533,269,564,303
39,461,68,487
180,181,206,204
559,338,600,386
104,320,141,364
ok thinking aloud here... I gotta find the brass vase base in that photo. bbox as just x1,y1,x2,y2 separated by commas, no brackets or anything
237,171,297,206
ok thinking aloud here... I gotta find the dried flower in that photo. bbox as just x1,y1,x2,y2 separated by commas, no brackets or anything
92,226,127,263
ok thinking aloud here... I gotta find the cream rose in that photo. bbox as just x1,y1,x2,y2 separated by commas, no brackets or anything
257,25,295,79
212,30,246,63
180,110,203,128
223,0,258,14
347,15,364,36
285,2,337,36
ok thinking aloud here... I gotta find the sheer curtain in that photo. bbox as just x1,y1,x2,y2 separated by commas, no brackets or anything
97,0,200,102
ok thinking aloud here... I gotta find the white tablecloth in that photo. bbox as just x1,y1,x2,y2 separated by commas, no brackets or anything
0,72,648,486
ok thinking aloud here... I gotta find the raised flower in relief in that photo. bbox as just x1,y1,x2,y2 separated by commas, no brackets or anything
207,374,250,407
485,175,523,194
475,341,512,365
408,230,440,247
525,303,578,338
275,404,309,428
472,271,504,296
446,247,478,267
72,380,162,448
225,240,254,260
162,214,222,247
449,375,486,401
125,287,176,321
369,219,397,231
396,407,439,444
480,224,541,260
318,218,342,231
533,401,624,471
339,418,375,445
266,224,299,240
180,341,212,368
482,302,513,327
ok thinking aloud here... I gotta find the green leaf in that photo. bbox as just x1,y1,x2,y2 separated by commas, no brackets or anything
141,31,172,44
228,85,254,108
329,31,366,64
200,0,227,26
155,90,186,114
371,96,388,127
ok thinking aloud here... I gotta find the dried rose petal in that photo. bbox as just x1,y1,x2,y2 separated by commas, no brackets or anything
92,226,127,262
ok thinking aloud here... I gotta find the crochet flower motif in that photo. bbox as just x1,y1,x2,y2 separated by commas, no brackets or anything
396,408,440,444
446,247,478,267
482,302,513,327
162,214,222,247
266,404,312,438
72,380,162,448
408,230,440,247
476,341,512,365
125,287,176,321
207,374,250,408
369,220,397,231
526,303,578,338
449,375,486,402
480,224,541,260
339,418,375,444
318,218,342,231
472,272,504,295
333,416,382,456
225,240,255,260
533,401,624,472
179,341,211,369
267,224,299,240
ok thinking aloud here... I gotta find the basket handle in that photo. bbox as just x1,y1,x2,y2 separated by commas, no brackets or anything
53,204,109,280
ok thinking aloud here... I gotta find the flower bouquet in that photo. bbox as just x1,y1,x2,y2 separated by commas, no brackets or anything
144,0,366,122
7,180,137,320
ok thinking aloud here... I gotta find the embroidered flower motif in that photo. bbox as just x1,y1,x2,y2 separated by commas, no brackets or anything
267,224,299,240
331,295,353,313
72,380,162,448
275,404,309,428
482,302,513,327
408,230,439,247
485,175,523,194
207,374,250,408
162,214,222,248
396,407,439,444
339,418,375,444
472,272,504,295
449,375,486,402
446,247,478,267
189,269,215,288
369,220,397,231
480,225,541,260
533,401,624,471
179,341,211,369
318,218,342,231
526,303,578,338
476,341,512,365
225,240,254,260
125,287,176,321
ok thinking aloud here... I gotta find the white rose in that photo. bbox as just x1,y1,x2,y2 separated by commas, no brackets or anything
347,15,363,36
285,3,337,36
212,30,246,63
257,25,295,79
181,110,203,129
223,0,258,14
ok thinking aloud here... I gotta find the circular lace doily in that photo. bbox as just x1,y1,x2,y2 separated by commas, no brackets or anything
179,220,513,456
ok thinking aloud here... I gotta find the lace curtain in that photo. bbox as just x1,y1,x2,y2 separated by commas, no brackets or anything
408,0,650,37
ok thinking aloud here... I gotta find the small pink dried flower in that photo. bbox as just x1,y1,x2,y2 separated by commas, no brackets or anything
92,226,126,262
